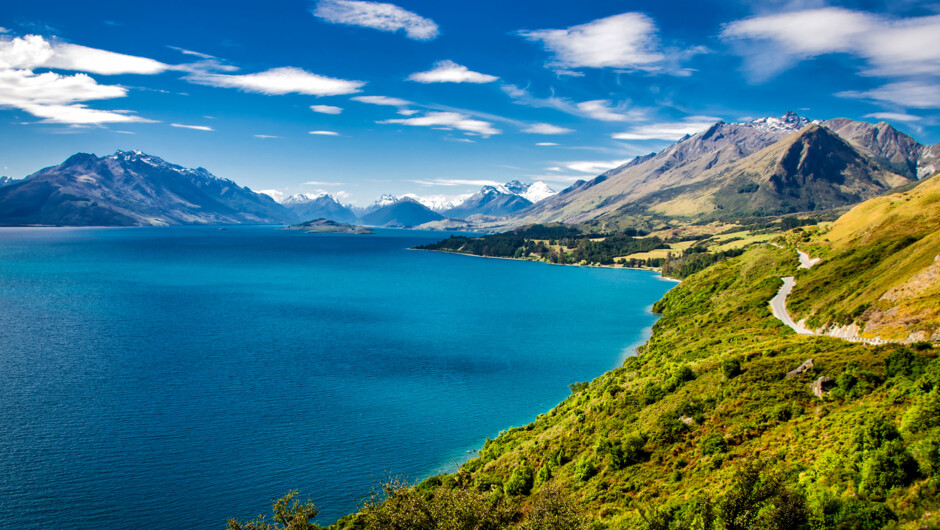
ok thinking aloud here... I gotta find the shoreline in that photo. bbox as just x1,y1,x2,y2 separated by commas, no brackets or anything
412,247,682,282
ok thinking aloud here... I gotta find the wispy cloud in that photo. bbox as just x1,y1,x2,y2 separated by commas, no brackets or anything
576,100,646,122
863,111,921,122
0,69,155,124
536,142,559,146
186,67,364,96
526,174,586,183
166,45,216,59
309,130,340,136
839,81,940,109
304,180,344,186
253,134,280,139
407,60,498,83
311,104,343,114
522,123,573,134
171,123,213,131
313,0,439,40
351,95,412,106
380,111,500,136
0,34,171,75
410,178,503,187
518,13,672,72
722,8,940,81
561,159,633,174
502,84,647,123
612,116,717,141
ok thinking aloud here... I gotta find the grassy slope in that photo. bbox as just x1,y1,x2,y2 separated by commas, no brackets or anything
787,173,940,340
327,176,940,530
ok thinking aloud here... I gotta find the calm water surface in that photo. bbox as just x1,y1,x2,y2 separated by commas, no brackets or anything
0,226,674,528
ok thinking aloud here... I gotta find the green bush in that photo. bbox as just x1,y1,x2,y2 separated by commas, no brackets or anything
503,464,534,496
901,388,940,434
699,433,728,456
574,455,597,482
858,440,919,497
722,359,742,379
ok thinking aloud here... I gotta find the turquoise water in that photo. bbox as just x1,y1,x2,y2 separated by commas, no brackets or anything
0,226,674,528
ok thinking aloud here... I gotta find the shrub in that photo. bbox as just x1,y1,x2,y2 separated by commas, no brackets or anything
503,464,534,496
574,455,597,482
858,440,919,497
227,490,319,530
699,433,728,456
722,359,742,379
852,416,900,455
901,388,940,434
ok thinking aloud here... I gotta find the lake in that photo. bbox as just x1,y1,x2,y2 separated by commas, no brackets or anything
0,226,674,528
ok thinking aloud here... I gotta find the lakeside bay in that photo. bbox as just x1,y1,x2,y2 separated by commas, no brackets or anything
0,226,673,528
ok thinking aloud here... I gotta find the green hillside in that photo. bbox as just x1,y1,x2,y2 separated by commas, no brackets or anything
234,176,940,530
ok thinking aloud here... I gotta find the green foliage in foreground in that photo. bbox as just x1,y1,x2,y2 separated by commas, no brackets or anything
320,243,940,529
243,214,940,528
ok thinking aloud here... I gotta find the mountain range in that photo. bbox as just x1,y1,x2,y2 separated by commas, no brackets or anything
0,150,293,226
271,180,558,226
2,113,937,229
514,112,938,228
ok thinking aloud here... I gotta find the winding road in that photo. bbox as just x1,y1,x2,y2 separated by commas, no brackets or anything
769,247,888,344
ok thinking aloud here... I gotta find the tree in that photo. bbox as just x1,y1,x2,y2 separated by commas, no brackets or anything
227,490,320,530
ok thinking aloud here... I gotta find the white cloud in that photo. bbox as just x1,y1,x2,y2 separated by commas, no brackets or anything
518,13,666,71
722,8,940,80
528,174,585,183
313,0,439,40
311,104,343,114
309,130,340,136
0,69,154,124
410,178,503,187
536,142,558,146
0,35,171,75
186,67,364,96
380,111,500,136
576,99,646,122
171,123,213,131
863,111,921,123
166,46,216,60
562,159,633,174
259,189,285,202
407,60,498,83
254,134,280,139
839,81,940,109
523,123,573,135
612,117,717,141
502,85,648,123
351,95,412,106
397,108,419,116
304,180,344,186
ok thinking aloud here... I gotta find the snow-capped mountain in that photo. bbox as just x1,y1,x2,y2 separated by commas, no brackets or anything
740,110,815,133
0,176,17,187
0,150,293,226
504,180,556,203
358,197,443,227
276,192,357,223
401,193,472,212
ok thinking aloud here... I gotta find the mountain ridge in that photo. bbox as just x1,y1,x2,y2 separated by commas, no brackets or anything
0,150,294,226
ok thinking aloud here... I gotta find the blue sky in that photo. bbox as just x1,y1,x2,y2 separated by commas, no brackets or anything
1,0,938,204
